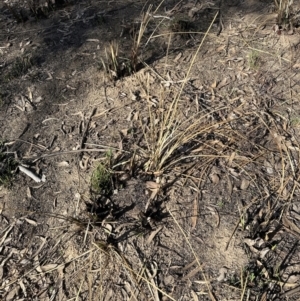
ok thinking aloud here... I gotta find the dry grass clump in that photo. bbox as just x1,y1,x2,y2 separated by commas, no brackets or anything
101,41,133,81
140,13,219,175
101,5,153,80
4,0,69,21
274,0,294,24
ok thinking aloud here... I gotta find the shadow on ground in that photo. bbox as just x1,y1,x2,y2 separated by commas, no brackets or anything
0,0,277,146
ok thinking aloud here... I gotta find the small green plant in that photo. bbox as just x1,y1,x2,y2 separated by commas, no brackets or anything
248,50,261,69
7,55,33,80
217,200,224,208
290,116,300,127
249,272,256,283
90,163,111,195
90,151,113,195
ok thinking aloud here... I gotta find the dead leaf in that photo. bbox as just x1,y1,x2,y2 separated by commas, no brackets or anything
163,275,174,286
210,173,220,184
260,292,267,301
206,206,220,227
240,178,250,190
216,45,226,52
56,265,65,301
40,264,58,272
183,53,192,63
28,87,33,101
146,181,160,190
33,96,43,103
217,77,228,89
146,181,160,203
227,167,240,177
26,187,32,198
260,248,270,258
228,152,236,166
146,225,163,245
244,238,259,254
19,280,26,297
183,259,197,271
46,72,53,80
6,287,18,301
24,218,37,226
56,161,70,167
191,199,198,229
133,111,139,120
104,289,114,301
191,290,199,301
292,63,300,69
126,110,134,121
103,224,113,235
264,160,273,175
174,52,182,62
79,155,89,170
217,267,228,282
227,175,233,197
182,266,203,280
31,236,47,258
120,128,129,137
86,38,100,42
285,274,299,283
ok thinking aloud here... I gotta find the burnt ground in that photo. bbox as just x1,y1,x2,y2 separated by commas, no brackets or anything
1,0,300,300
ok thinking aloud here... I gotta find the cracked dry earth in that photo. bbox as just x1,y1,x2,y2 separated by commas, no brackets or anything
1,0,300,300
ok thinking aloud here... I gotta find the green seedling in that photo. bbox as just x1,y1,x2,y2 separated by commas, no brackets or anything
249,272,256,283
91,163,111,195
90,151,113,195
248,50,261,69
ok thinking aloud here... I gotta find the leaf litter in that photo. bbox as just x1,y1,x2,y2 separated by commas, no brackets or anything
1,0,300,300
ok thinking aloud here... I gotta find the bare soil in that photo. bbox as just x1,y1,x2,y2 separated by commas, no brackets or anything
1,0,300,300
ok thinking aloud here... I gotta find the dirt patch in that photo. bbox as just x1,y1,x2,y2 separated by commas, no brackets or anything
1,0,300,300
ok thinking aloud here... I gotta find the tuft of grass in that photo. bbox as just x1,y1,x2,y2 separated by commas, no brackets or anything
4,0,69,22
248,50,261,69
101,5,153,80
0,141,17,187
6,55,33,80
101,40,133,81
140,12,219,175
91,163,111,195
131,5,152,71
274,0,293,25
90,152,112,195
290,116,300,127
